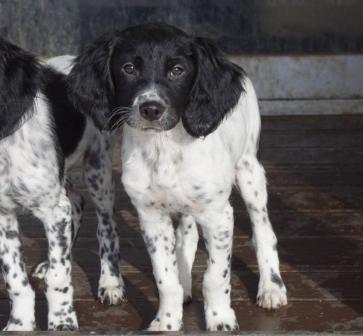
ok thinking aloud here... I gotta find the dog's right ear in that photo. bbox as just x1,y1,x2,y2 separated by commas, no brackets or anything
68,32,120,130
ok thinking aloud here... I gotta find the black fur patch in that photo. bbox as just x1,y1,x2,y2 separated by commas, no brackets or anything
0,37,41,140
42,67,86,159
182,37,245,137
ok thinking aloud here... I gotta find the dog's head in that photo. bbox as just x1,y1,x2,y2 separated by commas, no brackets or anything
68,23,245,137
0,37,42,140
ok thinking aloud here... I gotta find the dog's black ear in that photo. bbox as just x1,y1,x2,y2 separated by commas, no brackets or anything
68,32,119,130
0,38,41,140
182,37,245,137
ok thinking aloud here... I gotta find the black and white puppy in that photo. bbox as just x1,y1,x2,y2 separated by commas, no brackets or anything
68,23,287,331
0,38,125,331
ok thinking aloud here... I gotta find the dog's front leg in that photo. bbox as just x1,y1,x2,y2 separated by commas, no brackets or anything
32,188,78,331
138,208,183,331
196,203,239,331
236,155,287,309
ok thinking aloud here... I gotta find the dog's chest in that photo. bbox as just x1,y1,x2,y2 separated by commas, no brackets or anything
122,141,232,213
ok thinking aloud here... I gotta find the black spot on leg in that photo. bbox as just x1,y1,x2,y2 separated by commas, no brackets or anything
167,324,172,330
270,269,284,288
5,230,19,239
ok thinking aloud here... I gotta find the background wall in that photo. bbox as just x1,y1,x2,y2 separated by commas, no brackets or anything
1,0,362,115
0,0,362,56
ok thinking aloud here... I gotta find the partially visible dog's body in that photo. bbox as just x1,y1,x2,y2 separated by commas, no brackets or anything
0,39,124,331
68,23,287,331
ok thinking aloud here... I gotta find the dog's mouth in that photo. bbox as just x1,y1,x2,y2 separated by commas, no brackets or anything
125,115,179,132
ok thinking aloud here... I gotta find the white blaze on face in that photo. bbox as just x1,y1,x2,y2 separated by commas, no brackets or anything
132,85,167,108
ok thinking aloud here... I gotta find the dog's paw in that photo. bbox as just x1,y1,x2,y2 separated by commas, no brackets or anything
53,324,78,331
48,312,78,331
98,285,127,305
31,261,48,280
257,281,287,310
205,307,239,331
3,318,36,331
148,312,183,331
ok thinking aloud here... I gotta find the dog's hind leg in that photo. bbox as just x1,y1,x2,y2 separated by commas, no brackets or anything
0,211,36,331
32,182,84,279
176,214,198,304
236,155,287,309
31,188,78,330
83,134,126,305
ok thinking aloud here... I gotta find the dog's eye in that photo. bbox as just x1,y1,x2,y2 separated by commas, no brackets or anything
122,63,137,75
170,65,184,78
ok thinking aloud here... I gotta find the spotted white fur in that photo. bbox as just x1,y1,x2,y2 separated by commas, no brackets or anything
0,94,77,330
121,78,287,331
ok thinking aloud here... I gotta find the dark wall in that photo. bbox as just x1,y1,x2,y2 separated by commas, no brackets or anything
0,0,362,56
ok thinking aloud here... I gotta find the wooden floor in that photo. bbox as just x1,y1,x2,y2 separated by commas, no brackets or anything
1,115,363,333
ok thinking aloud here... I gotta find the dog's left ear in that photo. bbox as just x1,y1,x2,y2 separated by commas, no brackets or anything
182,37,245,137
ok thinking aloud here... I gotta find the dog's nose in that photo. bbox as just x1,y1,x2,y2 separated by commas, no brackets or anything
139,102,165,121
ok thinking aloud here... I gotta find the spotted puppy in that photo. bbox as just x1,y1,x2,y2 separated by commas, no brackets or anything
0,38,124,331
68,23,287,331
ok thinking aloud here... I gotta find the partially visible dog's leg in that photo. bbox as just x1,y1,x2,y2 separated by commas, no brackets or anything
32,182,84,279
83,134,126,305
67,181,85,243
196,204,239,331
176,214,198,303
236,155,287,309
139,209,183,331
0,211,36,331
32,188,78,331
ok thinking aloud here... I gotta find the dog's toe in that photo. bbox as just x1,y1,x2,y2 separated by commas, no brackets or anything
257,284,287,310
205,307,239,332
148,315,183,332
98,285,127,305
54,324,78,331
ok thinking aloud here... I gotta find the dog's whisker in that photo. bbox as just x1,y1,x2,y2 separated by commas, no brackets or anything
109,114,129,131
104,107,131,119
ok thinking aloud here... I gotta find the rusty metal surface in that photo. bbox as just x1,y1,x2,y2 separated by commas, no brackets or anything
1,115,363,333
